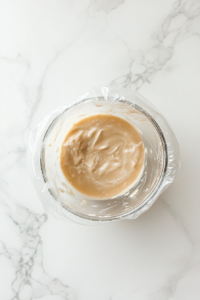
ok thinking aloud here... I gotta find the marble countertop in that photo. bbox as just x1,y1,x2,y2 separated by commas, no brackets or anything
0,0,200,299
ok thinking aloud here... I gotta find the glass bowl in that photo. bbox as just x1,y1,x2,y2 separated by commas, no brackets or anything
28,88,180,224
41,98,167,221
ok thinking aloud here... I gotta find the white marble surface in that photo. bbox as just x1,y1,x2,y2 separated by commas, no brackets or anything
0,0,200,299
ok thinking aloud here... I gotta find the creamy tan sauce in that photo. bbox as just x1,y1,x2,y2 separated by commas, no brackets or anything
60,114,145,199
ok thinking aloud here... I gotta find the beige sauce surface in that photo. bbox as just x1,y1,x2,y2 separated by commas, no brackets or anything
60,114,145,199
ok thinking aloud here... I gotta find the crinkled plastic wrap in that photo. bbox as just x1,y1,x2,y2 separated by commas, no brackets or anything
28,87,180,225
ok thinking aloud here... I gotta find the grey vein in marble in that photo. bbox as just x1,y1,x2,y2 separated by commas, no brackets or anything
90,0,125,14
110,0,200,90
0,204,74,300
151,201,200,300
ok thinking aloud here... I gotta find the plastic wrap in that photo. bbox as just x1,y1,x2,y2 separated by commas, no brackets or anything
27,87,180,225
